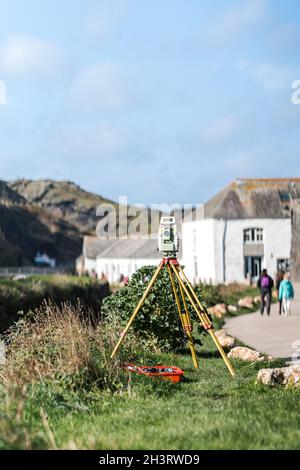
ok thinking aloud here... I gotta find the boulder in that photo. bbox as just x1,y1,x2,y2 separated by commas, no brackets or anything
207,303,228,318
238,296,254,309
215,329,235,348
228,305,238,313
254,295,261,304
215,303,227,315
257,365,300,387
228,346,274,362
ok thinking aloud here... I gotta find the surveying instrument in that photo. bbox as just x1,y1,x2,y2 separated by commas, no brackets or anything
110,216,235,377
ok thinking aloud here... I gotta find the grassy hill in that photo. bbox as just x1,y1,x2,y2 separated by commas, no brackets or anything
9,179,117,236
0,180,83,266
1,178,156,267
1,179,120,266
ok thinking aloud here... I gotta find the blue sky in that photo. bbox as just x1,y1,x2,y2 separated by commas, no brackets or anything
0,0,299,204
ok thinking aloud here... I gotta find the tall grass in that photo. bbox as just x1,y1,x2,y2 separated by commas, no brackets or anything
0,300,164,449
0,275,110,332
0,300,148,390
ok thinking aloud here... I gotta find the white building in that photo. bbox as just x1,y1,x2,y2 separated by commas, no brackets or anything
78,236,163,283
34,251,56,268
96,239,161,283
182,179,298,284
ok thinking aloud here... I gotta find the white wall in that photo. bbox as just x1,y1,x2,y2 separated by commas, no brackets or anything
182,219,216,283
84,257,97,274
222,219,291,283
96,257,160,283
182,218,291,284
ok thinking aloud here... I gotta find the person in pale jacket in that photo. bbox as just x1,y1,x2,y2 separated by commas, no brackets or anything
278,272,294,316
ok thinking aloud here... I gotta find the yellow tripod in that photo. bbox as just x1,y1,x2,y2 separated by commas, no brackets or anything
110,257,235,377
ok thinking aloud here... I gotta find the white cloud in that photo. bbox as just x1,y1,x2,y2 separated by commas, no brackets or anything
237,60,299,92
84,0,127,39
68,62,133,113
48,123,132,159
201,114,238,144
224,150,259,174
204,0,267,43
0,34,65,78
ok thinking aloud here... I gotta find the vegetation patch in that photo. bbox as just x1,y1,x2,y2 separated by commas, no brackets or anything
0,269,291,450
101,265,214,350
0,275,109,332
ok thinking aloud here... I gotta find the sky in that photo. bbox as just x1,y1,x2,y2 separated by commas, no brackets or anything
0,0,300,205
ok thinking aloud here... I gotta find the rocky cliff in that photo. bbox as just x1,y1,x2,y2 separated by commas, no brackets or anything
0,180,85,266
9,179,116,235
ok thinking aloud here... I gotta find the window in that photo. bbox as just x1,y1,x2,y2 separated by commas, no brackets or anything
243,228,263,243
277,259,290,272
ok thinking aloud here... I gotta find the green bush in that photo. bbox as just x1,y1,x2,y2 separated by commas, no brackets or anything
1,300,141,392
101,265,209,351
0,275,110,332
194,282,222,307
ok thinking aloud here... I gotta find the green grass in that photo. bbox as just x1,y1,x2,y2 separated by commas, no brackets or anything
0,278,293,450
220,285,259,306
1,335,299,450
0,275,109,332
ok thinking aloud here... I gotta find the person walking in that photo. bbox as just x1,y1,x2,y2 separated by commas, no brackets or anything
279,272,294,316
257,269,274,315
276,270,285,315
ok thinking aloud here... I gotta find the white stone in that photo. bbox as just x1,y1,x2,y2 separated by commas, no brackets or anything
228,346,273,362
228,305,238,313
257,365,300,387
238,297,254,309
208,303,227,318
215,329,235,348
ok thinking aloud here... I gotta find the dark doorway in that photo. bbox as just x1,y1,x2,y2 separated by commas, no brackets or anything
244,256,262,282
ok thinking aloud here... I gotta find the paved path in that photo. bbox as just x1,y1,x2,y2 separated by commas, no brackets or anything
224,283,300,362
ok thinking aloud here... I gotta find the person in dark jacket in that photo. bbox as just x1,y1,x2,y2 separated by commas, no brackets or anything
257,269,274,315
275,270,285,315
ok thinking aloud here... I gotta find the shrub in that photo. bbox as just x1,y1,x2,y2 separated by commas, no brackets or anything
0,275,110,332
0,300,144,391
194,282,222,307
101,265,209,351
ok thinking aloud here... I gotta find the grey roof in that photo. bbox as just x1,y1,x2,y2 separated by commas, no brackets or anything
96,239,161,260
83,235,182,260
204,178,300,220
83,236,118,259
83,236,161,260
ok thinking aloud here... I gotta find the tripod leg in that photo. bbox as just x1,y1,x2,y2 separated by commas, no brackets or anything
177,265,235,377
170,263,211,329
110,260,164,359
177,266,236,373
177,266,212,324
167,265,198,369
178,280,195,339
170,263,235,377
176,273,199,369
